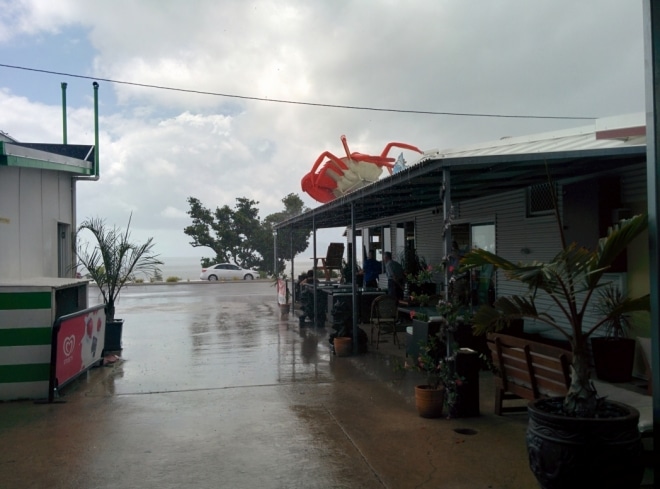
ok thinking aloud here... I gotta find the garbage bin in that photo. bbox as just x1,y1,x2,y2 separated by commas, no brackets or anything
454,348,480,417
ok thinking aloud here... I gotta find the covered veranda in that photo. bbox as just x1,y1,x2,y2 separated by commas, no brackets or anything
275,140,647,349
274,129,657,482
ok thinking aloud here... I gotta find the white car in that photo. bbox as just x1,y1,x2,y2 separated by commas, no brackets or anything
200,263,258,281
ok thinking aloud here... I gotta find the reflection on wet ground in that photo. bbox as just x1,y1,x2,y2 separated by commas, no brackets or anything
0,282,546,488
95,284,336,394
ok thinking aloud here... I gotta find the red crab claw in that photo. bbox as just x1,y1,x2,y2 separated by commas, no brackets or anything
301,171,336,203
301,150,351,203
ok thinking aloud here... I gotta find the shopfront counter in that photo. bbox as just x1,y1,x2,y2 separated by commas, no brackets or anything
0,277,92,401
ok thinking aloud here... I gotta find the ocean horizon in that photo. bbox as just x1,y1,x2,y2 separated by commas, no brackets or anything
158,256,324,281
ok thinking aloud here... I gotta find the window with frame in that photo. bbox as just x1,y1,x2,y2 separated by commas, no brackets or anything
527,182,555,217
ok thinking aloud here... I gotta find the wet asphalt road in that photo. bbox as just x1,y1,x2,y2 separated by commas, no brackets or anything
0,281,538,489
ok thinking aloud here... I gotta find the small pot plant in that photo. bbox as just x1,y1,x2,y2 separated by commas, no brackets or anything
405,332,464,419
594,284,634,339
405,256,438,296
590,285,637,383
409,292,430,306
76,215,163,350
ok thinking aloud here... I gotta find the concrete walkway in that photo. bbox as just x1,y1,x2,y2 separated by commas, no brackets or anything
0,282,647,488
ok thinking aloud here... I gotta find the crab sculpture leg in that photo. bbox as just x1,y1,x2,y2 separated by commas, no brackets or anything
301,135,422,203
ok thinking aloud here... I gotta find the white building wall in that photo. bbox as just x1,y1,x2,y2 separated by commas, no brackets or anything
356,165,648,336
0,167,74,279
415,212,445,265
0,167,20,278
457,187,561,336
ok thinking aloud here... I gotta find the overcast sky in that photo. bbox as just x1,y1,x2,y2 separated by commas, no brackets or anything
0,0,647,264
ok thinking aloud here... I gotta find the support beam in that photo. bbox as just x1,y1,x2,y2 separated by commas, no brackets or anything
312,215,318,325
442,168,452,301
351,203,359,354
643,0,659,477
290,229,295,305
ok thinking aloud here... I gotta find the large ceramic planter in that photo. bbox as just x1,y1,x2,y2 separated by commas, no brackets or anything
333,336,352,357
526,397,644,489
414,385,445,418
104,318,124,353
591,337,636,383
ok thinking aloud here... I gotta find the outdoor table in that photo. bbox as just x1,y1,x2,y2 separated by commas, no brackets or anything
325,287,386,324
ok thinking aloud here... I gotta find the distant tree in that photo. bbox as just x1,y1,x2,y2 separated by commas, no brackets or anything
184,197,263,269
184,193,310,273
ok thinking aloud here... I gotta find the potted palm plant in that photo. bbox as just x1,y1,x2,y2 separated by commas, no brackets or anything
462,204,649,488
76,215,163,353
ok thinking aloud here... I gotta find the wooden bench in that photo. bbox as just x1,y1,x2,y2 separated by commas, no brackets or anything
487,332,653,462
487,333,572,415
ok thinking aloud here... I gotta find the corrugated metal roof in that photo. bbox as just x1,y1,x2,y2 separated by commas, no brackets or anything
416,112,645,161
276,114,647,231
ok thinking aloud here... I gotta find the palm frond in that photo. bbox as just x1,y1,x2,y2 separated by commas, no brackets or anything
588,214,648,288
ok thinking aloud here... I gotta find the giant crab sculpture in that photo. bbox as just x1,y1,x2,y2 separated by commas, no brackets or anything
301,135,423,203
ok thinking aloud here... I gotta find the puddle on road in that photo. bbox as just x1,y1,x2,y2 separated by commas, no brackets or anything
89,283,336,395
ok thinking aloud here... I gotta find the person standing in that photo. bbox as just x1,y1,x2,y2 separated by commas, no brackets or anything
362,250,381,288
383,251,405,300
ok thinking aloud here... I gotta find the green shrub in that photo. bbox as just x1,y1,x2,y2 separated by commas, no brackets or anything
165,276,180,283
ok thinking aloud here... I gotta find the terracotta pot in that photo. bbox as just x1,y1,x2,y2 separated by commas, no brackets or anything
414,385,445,418
333,336,352,357
527,397,643,489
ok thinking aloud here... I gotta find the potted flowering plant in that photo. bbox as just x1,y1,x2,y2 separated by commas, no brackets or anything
436,299,463,330
406,265,435,286
405,332,463,418
409,292,430,306
435,299,475,349
405,261,440,296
